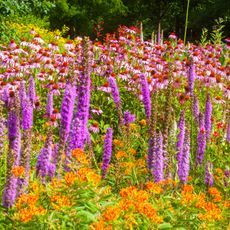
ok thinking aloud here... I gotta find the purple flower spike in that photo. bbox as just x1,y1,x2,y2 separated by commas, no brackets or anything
147,135,155,171
108,77,121,111
46,91,53,117
0,115,6,156
226,121,230,143
36,133,53,180
178,130,190,184
2,94,21,208
21,95,33,130
188,61,195,96
196,113,206,165
60,82,76,143
176,111,185,162
102,128,113,178
140,74,151,120
28,77,36,105
68,71,91,151
2,176,17,208
204,94,212,140
153,132,164,183
205,161,214,187
123,110,135,125
193,96,199,123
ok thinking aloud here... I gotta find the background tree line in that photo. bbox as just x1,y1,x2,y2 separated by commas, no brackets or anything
0,0,229,41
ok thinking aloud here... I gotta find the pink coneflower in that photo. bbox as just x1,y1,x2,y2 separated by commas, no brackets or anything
91,108,103,115
169,32,177,40
89,122,100,133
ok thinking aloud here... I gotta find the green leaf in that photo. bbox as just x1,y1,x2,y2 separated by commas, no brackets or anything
158,223,173,229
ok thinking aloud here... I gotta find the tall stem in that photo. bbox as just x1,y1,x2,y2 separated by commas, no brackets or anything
184,0,190,44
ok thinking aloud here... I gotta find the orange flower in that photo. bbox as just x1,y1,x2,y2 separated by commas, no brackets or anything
146,182,163,194
51,178,62,188
129,148,137,155
182,184,194,193
12,166,24,177
120,186,137,198
215,168,223,175
51,195,71,210
102,206,121,222
18,205,46,222
72,148,89,164
136,202,162,223
134,190,149,203
113,139,124,148
181,192,196,205
119,199,135,211
208,187,222,202
223,200,230,208
139,119,146,126
115,151,127,160
90,219,112,230
64,172,76,186
16,193,39,209
195,193,206,209
198,202,222,221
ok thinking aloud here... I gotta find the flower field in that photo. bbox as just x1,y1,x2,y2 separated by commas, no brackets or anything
0,26,229,229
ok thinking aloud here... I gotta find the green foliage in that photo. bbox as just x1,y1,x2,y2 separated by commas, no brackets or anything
49,0,127,37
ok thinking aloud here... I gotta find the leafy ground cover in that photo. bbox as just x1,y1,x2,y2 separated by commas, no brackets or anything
0,26,229,229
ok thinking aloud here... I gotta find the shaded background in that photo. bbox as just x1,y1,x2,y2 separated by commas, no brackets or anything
0,0,229,41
